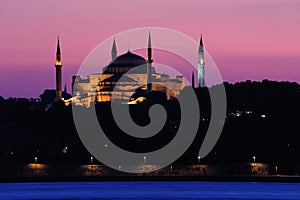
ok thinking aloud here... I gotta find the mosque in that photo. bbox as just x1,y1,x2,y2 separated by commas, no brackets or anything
54,34,205,107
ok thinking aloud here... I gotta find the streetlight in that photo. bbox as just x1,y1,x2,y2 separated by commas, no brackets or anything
197,155,201,174
90,156,93,164
252,156,256,175
63,147,68,154
34,156,38,171
275,166,278,175
197,155,201,164
144,156,147,163
252,156,256,163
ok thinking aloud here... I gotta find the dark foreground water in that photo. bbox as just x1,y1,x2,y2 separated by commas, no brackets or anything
0,181,299,199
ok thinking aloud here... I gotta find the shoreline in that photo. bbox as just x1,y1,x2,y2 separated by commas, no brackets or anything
1,175,300,183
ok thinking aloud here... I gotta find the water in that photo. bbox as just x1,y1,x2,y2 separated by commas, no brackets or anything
0,182,299,199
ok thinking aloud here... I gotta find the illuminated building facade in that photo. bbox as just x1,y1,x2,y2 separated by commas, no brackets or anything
72,34,186,107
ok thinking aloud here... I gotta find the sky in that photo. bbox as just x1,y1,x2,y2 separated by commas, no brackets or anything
1,0,300,98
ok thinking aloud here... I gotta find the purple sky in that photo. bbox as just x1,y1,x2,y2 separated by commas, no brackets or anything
1,0,300,98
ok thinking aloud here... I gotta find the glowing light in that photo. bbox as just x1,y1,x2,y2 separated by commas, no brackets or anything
261,114,266,118
128,97,146,104
63,147,68,154
252,156,256,163
200,58,204,64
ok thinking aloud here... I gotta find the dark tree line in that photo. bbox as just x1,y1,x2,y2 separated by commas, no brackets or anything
0,80,299,166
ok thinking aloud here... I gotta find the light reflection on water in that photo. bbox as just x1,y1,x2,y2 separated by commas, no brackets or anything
0,181,299,199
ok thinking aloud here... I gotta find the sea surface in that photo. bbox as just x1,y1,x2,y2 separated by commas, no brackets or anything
0,181,299,199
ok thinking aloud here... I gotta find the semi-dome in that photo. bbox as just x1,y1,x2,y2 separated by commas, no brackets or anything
103,51,147,74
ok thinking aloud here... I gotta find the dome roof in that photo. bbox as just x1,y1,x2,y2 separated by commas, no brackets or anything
103,51,147,74
107,51,146,68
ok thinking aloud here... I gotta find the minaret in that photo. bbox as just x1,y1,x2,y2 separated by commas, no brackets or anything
198,34,205,88
111,37,117,61
147,32,153,93
55,36,63,101
64,83,67,94
192,71,195,89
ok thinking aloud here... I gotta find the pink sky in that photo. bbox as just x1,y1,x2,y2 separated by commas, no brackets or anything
1,0,300,98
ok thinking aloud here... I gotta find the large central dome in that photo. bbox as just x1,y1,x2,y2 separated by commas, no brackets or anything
110,51,146,66
103,51,148,74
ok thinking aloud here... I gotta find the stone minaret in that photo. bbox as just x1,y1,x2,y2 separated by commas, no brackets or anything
192,71,195,89
55,36,63,101
147,32,153,93
64,83,67,93
198,34,205,88
111,37,117,61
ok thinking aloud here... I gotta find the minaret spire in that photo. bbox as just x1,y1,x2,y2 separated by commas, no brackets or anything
55,36,63,101
147,31,153,93
111,37,117,60
64,83,67,93
198,34,204,52
56,36,61,66
198,34,205,88
147,31,152,62
192,71,195,89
